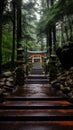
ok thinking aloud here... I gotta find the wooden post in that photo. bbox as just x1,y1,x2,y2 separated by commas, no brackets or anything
32,55,34,63
40,55,42,64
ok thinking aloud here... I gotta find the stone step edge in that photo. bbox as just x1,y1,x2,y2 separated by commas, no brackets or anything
0,115,73,121
4,97,68,101
0,105,73,110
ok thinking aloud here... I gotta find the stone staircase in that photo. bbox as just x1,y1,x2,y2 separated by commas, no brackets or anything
0,97,73,122
0,63,73,130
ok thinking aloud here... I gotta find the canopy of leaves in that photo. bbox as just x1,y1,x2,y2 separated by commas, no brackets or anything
22,0,38,50
38,0,73,33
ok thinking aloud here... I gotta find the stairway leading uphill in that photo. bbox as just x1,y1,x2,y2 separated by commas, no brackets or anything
0,63,73,130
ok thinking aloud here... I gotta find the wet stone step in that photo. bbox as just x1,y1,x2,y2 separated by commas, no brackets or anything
25,81,49,84
0,115,73,121
30,71,44,74
1,63,73,126
30,70,44,75
0,99,73,109
0,109,73,116
4,97,68,101
28,76,48,79
26,79,49,81
0,121,73,130
0,100,72,106
0,105,73,110
25,79,49,84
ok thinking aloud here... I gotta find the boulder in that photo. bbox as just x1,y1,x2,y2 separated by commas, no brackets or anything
56,41,73,69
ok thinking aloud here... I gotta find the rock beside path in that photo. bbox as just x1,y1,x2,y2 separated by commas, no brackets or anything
51,68,73,101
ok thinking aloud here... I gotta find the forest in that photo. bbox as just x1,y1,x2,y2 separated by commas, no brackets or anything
0,0,73,70
0,1,73,127
0,0,73,88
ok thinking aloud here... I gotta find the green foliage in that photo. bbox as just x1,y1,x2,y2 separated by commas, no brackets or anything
22,0,38,51
38,0,73,33
2,23,16,64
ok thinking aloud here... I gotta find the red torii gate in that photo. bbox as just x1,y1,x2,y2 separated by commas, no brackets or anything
27,51,46,64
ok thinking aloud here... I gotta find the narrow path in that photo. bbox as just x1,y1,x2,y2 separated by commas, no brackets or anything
0,63,73,130
10,62,62,98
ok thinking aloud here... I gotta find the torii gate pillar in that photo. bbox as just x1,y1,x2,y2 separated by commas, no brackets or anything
31,54,43,64
32,55,34,63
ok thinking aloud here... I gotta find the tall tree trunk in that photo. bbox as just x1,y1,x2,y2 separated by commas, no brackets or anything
46,0,53,57
51,0,54,5
46,0,49,8
0,20,2,74
17,0,22,62
64,25,69,41
48,0,54,56
52,25,56,52
61,22,65,44
46,28,52,57
67,16,73,41
0,0,7,74
48,28,52,56
64,16,69,41
11,0,16,69
0,0,4,74
46,30,49,56
51,0,56,53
